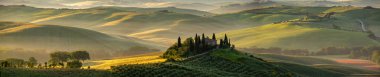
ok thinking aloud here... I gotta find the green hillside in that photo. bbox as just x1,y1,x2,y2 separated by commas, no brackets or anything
256,54,339,65
112,49,344,77
1,49,347,77
0,21,163,61
219,23,379,51
212,6,330,27
213,6,380,36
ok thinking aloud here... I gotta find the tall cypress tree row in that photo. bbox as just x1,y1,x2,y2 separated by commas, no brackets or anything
164,33,236,59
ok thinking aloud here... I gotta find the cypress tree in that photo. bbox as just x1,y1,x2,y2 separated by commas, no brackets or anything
189,37,194,52
224,34,228,46
212,33,216,40
197,35,202,46
219,39,224,48
194,34,199,51
178,37,182,48
194,34,198,44
202,33,206,45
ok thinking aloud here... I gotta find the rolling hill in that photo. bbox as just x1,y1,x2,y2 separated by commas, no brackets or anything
218,23,380,51
110,49,344,77
0,5,215,29
1,5,379,49
210,1,281,14
212,6,380,50
213,6,380,36
0,5,232,45
0,21,163,61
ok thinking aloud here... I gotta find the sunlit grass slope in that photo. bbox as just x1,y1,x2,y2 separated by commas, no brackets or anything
90,52,166,69
220,23,379,51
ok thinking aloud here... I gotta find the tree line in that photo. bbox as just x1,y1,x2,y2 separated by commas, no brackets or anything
240,47,309,56
163,33,235,59
1,51,90,69
0,57,37,68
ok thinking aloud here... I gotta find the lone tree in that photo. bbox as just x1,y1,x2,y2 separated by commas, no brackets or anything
27,57,37,68
71,51,90,62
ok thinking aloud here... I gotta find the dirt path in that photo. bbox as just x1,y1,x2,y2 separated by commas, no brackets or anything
357,19,367,32
333,59,380,71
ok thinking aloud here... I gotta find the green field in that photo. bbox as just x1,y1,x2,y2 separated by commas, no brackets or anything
219,23,379,51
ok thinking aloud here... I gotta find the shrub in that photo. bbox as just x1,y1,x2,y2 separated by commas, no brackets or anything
67,60,82,68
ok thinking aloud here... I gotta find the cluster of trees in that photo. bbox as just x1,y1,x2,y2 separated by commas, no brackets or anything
163,33,234,59
1,51,90,69
49,51,90,68
241,47,309,56
313,47,352,55
349,46,380,65
0,57,37,68
312,46,380,57
348,46,380,59
371,51,380,64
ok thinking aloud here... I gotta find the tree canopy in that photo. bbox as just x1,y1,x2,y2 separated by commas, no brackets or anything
71,51,90,61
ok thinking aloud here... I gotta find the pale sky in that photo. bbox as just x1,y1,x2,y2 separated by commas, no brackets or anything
0,0,376,9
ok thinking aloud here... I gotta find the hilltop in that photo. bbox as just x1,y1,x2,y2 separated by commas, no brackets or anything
110,34,346,77
0,21,163,61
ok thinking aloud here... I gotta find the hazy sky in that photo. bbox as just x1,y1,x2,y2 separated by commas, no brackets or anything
0,0,372,8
